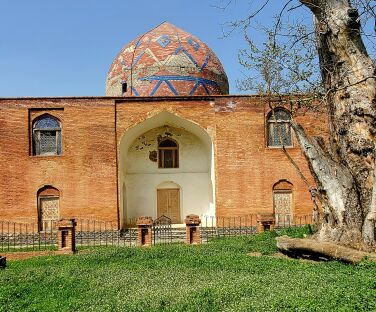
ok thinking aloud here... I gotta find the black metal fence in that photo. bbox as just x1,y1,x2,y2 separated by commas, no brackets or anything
75,219,138,248
0,220,57,252
0,214,313,252
199,214,313,242
153,216,173,245
274,214,313,228
200,215,257,243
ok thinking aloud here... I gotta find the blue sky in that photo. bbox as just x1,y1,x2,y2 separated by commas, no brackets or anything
0,0,309,97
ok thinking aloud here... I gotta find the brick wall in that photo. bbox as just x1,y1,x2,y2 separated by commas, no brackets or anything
0,95,327,223
214,97,320,217
0,98,118,223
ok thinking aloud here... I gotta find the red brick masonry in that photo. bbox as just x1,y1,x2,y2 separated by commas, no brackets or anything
57,219,76,253
256,214,275,233
136,216,153,247
184,214,201,244
0,95,327,225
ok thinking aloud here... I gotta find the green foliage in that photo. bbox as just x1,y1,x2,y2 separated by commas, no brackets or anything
275,224,314,238
1,229,375,312
208,230,279,255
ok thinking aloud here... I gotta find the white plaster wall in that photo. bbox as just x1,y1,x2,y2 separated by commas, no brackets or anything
123,124,213,223
126,126,209,173
125,173,213,220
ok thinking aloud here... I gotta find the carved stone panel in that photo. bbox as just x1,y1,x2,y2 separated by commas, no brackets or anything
40,197,59,231
273,191,292,224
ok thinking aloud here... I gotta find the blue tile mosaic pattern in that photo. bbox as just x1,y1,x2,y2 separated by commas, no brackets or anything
106,22,229,96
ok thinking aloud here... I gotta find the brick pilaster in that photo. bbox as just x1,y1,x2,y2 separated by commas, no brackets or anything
184,214,201,244
136,217,153,247
57,219,76,253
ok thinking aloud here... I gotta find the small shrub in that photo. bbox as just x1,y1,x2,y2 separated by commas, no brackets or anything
275,224,314,238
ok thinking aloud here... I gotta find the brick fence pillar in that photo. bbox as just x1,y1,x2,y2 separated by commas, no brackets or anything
57,219,76,253
184,214,201,244
136,217,153,247
256,214,275,233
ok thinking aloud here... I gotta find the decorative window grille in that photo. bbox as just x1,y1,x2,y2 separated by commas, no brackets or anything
267,109,292,147
158,139,179,168
33,115,62,156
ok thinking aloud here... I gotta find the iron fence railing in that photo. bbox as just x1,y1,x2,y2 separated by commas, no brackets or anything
0,214,314,252
199,214,313,241
75,219,138,248
200,215,257,243
274,214,313,228
0,220,58,252
153,216,173,245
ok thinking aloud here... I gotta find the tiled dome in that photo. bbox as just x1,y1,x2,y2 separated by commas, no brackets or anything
106,22,229,96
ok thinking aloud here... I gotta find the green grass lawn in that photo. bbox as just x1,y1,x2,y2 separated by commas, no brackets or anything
1,227,375,312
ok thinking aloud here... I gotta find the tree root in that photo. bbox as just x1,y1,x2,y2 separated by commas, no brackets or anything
276,236,376,264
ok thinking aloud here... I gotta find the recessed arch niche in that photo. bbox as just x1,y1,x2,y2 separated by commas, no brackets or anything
118,111,215,227
273,180,293,224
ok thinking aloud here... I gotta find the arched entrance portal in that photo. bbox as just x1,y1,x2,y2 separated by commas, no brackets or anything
119,112,215,227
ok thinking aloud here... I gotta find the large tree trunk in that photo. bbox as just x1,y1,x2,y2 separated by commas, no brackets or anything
298,0,376,250
276,236,376,263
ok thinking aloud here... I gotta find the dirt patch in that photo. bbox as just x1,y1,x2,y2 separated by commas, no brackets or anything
271,252,292,260
247,252,263,257
2,251,67,261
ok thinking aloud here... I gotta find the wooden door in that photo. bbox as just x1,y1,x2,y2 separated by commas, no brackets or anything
157,189,180,223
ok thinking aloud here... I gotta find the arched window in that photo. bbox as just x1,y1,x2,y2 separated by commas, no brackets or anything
37,186,60,232
158,139,179,168
273,180,293,226
32,115,62,156
267,108,292,147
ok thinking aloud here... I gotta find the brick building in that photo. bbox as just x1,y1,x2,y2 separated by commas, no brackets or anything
0,22,326,228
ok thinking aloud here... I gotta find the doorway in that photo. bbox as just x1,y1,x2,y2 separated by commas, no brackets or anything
273,191,292,225
157,188,180,223
39,196,59,231
273,180,293,226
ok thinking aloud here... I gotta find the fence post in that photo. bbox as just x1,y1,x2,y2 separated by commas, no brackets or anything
136,217,153,247
0,256,6,269
57,219,76,253
256,214,275,233
184,214,201,244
